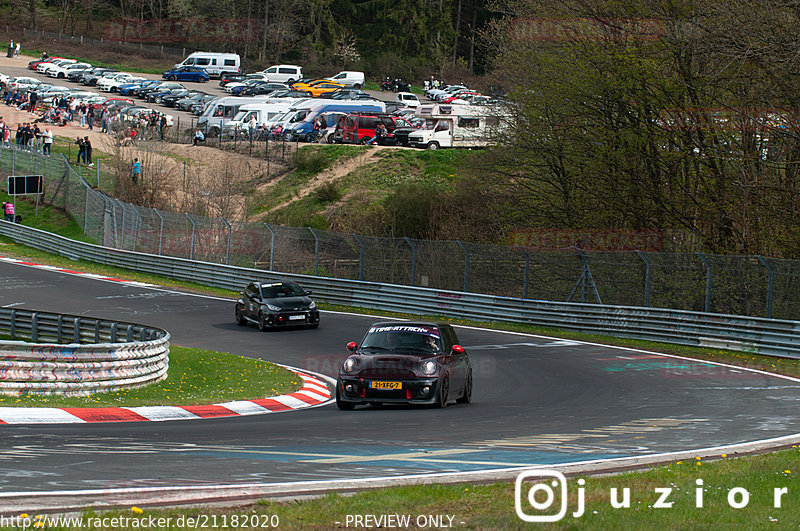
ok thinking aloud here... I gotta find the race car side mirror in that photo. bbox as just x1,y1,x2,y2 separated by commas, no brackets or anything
452,345,464,354
346,342,358,351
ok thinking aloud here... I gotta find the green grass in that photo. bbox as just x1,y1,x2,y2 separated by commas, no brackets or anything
0,345,301,408
338,148,468,196
249,145,366,218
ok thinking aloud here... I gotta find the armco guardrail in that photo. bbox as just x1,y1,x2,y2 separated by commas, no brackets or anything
2,222,799,360
0,306,170,396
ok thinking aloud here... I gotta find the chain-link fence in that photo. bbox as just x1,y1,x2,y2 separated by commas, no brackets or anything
1,144,799,320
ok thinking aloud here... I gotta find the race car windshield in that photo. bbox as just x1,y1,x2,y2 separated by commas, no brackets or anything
260,282,305,298
361,327,443,353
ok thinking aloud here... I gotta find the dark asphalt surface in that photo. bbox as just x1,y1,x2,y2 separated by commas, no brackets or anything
1,260,800,492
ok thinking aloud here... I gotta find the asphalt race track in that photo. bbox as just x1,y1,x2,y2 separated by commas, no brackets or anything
2,259,800,494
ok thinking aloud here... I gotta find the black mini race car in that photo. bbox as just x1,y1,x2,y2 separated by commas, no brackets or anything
336,322,472,409
235,280,320,330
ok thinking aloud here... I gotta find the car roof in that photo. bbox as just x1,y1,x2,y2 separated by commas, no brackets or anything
368,321,450,330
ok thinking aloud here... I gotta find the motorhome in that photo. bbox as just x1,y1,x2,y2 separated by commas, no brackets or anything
407,104,508,149
283,100,386,141
197,96,272,135
174,52,240,78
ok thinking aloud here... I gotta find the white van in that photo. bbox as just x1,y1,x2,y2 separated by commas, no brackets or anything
259,65,303,84
330,71,365,89
407,104,508,149
174,52,240,78
222,102,294,137
198,96,272,135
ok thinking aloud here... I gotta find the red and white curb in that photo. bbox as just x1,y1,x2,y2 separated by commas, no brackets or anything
0,257,157,288
0,369,333,425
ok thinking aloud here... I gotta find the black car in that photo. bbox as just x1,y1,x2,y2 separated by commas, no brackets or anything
336,322,472,409
81,69,117,86
219,73,247,86
235,280,320,330
240,82,287,96
161,90,196,107
66,66,93,82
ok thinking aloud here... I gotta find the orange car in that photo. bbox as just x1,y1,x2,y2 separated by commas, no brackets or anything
304,81,346,97
290,78,332,91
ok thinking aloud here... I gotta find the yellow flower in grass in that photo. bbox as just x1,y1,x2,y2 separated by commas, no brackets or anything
131,506,144,514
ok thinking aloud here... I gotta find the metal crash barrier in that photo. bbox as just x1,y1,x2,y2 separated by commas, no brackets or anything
0,306,170,396
1,222,798,360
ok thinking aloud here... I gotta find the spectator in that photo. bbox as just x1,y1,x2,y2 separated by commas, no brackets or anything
15,41,20,57
84,136,93,166
369,123,387,145
42,128,52,155
248,114,257,140
159,113,167,140
76,136,85,164
131,158,141,184
3,200,14,222
86,104,94,130
193,129,205,146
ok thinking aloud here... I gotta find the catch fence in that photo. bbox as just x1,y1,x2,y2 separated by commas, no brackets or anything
1,145,799,320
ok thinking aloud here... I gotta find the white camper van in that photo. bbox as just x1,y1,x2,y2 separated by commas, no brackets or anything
407,104,507,149
174,52,240,78
222,102,294,137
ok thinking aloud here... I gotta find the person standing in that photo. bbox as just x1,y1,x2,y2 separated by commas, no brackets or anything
14,41,20,57
159,113,167,140
84,136,93,166
76,136,85,164
131,158,141,184
3,200,14,222
28,90,37,113
86,104,94,130
43,128,52,155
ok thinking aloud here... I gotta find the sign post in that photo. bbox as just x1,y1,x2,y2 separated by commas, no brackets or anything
8,175,44,220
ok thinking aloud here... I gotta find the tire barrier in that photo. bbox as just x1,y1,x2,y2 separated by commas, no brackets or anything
0,308,170,397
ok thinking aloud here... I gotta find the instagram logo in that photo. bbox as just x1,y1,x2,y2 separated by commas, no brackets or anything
515,470,584,522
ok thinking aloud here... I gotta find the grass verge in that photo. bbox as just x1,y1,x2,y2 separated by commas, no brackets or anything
0,346,301,408
33,447,800,528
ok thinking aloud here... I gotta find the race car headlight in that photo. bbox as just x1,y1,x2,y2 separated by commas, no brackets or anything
308,301,316,309
421,360,438,375
265,304,281,312
343,357,358,373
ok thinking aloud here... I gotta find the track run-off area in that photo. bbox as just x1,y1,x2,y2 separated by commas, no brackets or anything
2,258,800,508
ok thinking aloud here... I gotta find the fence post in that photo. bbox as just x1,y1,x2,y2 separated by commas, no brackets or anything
516,246,531,299
636,250,652,307
353,234,365,281
186,213,196,260
11,148,15,174
456,240,470,292
84,187,89,234
64,160,70,211
154,208,164,255
221,217,232,265
264,223,275,270
309,228,320,276
757,255,775,318
696,252,712,313
132,207,141,252
404,237,417,287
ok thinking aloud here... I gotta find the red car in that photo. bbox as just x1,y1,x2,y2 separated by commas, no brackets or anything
441,91,481,104
27,57,65,70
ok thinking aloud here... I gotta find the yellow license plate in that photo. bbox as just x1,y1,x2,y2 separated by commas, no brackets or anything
370,381,402,390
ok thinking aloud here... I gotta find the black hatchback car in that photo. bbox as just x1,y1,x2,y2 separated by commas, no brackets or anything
235,280,320,330
336,322,472,409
